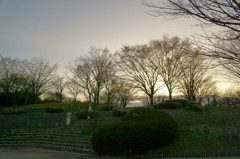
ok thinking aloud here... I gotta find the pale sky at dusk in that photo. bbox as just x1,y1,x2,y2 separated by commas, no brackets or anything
0,0,235,90
0,0,201,69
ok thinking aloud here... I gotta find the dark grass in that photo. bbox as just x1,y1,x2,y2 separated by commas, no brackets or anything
20,102,88,110
146,106,240,156
1,104,240,157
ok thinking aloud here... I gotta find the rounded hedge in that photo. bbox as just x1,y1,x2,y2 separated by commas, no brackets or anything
75,110,97,119
1,107,26,115
153,101,181,109
92,108,178,156
112,108,127,117
45,107,64,113
97,105,114,111
122,107,174,121
185,101,203,112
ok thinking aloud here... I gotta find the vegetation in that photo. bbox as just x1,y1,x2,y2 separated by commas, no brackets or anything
45,107,64,113
112,108,127,117
153,101,182,109
75,110,97,119
20,102,88,109
0,104,240,157
1,107,26,115
97,105,114,111
153,99,203,112
92,108,178,156
185,101,203,112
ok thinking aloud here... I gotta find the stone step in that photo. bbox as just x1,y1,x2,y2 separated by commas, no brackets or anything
0,137,91,144
16,132,90,138
0,143,93,154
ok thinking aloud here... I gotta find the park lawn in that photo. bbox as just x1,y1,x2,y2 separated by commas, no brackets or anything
146,106,240,156
1,104,240,157
20,102,88,110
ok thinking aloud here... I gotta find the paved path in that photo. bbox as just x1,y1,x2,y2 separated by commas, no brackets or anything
0,148,83,159
0,148,239,159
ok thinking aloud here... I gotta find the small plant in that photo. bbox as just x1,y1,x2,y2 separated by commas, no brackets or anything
75,110,97,119
185,101,203,112
45,107,64,113
97,105,114,111
172,99,188,107
153,100,182,109
122,107,175,121
112,108,127,117
1,107,26,115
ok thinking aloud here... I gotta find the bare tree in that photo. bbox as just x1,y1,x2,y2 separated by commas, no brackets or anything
118,44,162,106
0,56,28,106
143,0,240,40
25,58,57,104
117,79,136,108
101,75,121,107
178,51,214,101
67,47,116,107
65,79,81,103
150,36,191,100
50,76,66,102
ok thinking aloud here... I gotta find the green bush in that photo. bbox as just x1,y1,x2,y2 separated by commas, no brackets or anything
172,99,188,107
153,100,182,109
112,108,127,117
123,107,172,121
75,110,97,119
97,105,114,111
1,107,26,115
92,119,178,156
185,101,203,112
45,107,64,113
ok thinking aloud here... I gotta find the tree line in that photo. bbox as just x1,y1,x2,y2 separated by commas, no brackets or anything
0,35,219,107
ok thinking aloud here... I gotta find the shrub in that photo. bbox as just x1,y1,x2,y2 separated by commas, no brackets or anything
123,107,172,121
172,99,188,107
92,119,178,156
1,107,26,115
185,101,203,112
75,110,97,119
45,107,64,113
112,108,127,117
153,100,182,109
97,105,114,111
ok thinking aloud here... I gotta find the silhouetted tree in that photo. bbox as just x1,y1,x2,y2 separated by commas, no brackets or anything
118,45,162,106
25,58,57,104
150,35,191,100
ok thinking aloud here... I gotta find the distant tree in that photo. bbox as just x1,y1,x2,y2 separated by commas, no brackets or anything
25,58,57,104
67,47,116,107
178,50,214,101
0,56,28,106
118,45,162,106
117,79,136,108
65,79,81,103
50,76,66,102
150,35,191,100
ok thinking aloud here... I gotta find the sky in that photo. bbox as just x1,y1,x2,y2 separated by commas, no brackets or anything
0,0,235,90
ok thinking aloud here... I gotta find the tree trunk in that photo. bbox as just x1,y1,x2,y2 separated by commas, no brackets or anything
149,94,154,106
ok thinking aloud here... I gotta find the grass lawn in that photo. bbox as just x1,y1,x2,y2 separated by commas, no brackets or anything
1,104,240,157
146,107,240,156
20,102,88,110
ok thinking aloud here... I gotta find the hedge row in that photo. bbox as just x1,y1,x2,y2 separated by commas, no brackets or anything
153,99,203,111
92,108,178,156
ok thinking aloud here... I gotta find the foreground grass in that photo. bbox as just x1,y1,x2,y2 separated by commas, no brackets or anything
1,104,240,157
146,107,240,156
20,102,88,110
